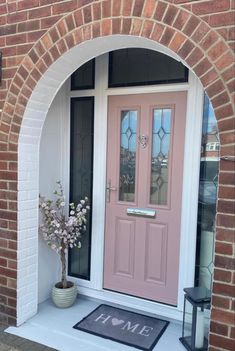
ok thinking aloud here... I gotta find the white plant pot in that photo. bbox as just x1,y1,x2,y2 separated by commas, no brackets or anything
52,281,77,308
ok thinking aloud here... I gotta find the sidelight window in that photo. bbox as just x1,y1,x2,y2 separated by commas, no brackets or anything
195,94,220,290
68,97,94,280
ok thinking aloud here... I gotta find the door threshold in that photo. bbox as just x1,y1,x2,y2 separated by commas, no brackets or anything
76,285,183,322
103,287,177,308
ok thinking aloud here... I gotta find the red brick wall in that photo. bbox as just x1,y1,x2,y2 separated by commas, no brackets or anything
0,1,234,350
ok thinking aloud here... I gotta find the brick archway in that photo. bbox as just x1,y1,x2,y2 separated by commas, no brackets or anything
3,1,234,142
0,1,234,350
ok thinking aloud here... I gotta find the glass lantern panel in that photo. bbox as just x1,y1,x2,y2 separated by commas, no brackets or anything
182,299,207,351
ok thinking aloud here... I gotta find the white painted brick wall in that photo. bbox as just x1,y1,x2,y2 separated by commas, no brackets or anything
17,53,72,325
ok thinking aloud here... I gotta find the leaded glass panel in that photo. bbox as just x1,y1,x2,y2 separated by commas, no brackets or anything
195,95,219,290
150,108,172,205
119,110,137,202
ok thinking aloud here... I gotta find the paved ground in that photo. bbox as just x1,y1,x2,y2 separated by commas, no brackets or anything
0,325,57,351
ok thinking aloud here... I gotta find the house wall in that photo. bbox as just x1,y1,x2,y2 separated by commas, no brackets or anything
0,1,234,350
38,85,67,303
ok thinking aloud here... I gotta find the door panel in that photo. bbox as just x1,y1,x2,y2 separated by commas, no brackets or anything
104,92,187,305
114,218,135,278
144,222,167,284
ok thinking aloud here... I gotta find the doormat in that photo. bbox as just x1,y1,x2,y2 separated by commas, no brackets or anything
73,304,169,351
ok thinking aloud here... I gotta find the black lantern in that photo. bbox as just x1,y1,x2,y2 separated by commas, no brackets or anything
179,287,211,351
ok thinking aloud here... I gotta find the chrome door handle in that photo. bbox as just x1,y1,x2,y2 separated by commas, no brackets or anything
106,180,117,202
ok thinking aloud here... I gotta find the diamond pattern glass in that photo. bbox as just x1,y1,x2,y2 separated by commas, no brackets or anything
119,111,137,202
195,94,220,290
150,109,172,205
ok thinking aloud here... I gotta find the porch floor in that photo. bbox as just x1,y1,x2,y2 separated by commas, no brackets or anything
6,296,186,351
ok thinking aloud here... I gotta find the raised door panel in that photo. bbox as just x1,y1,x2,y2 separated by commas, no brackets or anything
144,222,167,285
113,218,135,278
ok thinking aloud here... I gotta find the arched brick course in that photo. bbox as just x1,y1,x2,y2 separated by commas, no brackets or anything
1,1,234,146
0,1,234,349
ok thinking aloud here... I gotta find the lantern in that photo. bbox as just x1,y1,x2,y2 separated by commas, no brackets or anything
179,287,211,351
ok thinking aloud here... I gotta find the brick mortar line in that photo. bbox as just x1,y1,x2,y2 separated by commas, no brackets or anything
217,100,235,113
214,252,235,258
0,267,17,274
211,303,235,311
215,53,235,75
213,24,235,31
6,1,52,14
207,86,230,101
218,115,235,123
0,245,18,252
144,17,155,39
216,225,235,230
219,188,234,194
213,266,234,272
129,0,136,18
210,332,235,339
219,142,235,148
219,128,235,135
142,0,159,20
200,9,235,16
218,198,235,202
174,0,230,4
212,299,235,307
214,254,234,260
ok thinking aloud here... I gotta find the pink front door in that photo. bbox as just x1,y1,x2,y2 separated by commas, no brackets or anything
103,92,187,305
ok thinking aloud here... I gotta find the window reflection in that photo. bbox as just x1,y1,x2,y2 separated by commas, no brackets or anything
195,95,219,290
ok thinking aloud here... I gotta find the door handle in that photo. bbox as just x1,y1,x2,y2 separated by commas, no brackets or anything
106,180,117,202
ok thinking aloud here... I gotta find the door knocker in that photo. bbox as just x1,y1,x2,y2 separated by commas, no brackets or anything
139,135,148,148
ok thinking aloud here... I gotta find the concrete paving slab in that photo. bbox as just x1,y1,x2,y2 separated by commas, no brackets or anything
0,324,57,351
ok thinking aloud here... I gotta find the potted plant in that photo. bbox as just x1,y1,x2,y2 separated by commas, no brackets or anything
39,181,89,308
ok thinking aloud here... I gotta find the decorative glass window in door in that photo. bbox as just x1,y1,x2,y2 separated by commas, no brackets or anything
150,108,172,206
195,94,220,290
119,110,137,202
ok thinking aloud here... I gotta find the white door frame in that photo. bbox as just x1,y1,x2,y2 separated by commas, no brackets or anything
16,35,204,326
65,53,204,321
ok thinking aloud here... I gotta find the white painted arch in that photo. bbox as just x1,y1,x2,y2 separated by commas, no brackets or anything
17,35,203,325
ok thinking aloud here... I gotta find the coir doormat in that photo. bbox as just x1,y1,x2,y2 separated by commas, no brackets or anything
73,304,169,351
